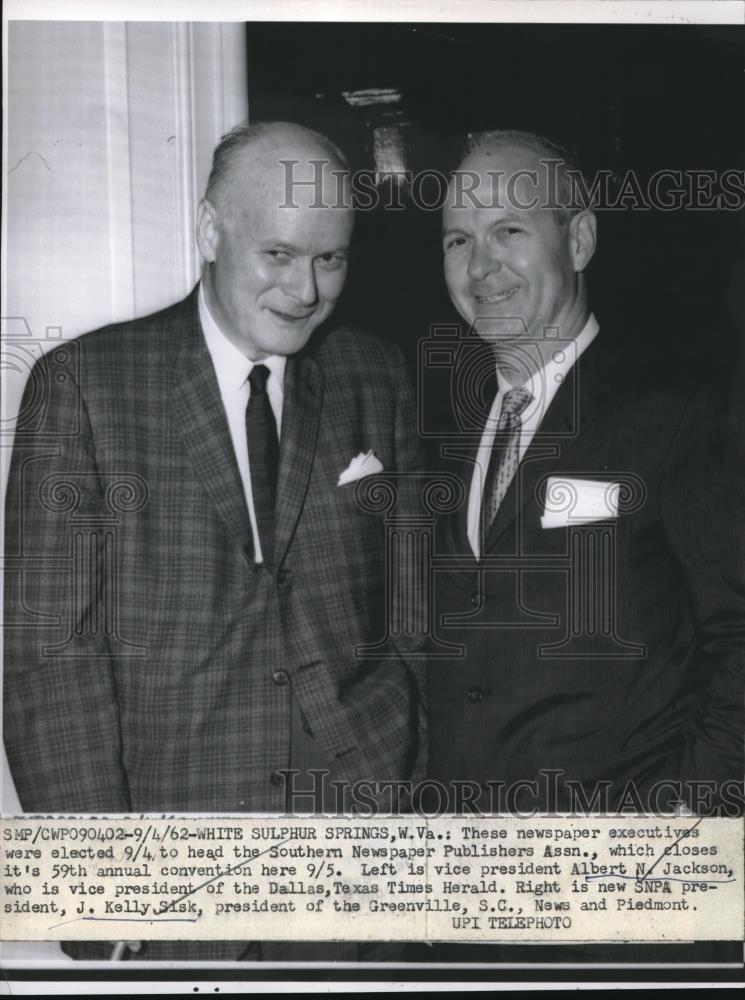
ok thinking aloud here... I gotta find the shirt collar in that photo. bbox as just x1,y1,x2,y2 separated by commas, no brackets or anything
198,281,287,396
495,313,599,406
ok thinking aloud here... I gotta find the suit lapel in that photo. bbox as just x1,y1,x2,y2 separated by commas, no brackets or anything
483,335,613,553
274,352,324,568
169,291,253,557
439,440,480,562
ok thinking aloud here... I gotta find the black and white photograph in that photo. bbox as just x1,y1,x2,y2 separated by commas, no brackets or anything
2,0,744,993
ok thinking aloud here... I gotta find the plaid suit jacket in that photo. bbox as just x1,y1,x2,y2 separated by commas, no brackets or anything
4,289,426,817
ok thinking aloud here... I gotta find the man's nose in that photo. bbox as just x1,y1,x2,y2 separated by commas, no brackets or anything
284,259,318,306
467,244,501,282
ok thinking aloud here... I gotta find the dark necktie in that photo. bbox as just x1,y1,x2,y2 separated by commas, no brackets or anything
246,364,278,566
482,385,533,541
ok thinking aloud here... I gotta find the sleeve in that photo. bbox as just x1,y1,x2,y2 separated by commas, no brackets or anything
660,378,745,811
328,342,429,801
3,346,132,812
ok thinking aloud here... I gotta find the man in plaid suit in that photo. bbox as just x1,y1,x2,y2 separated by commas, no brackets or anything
3,121,425,961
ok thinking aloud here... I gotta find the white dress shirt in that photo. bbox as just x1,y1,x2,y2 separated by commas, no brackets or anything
199,283,286,563
467,314,600,558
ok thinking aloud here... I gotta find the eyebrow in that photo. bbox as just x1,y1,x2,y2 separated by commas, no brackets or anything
257,241,350,254
441,212,526,238
257,240,296,251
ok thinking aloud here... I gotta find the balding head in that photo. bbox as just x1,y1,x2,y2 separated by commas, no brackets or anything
457,129,590,224
205,121,350,221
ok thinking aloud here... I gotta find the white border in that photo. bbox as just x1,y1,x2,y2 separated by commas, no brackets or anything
2,0,744,992
5,0,745,25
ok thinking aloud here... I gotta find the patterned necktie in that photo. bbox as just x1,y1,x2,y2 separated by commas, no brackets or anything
246,364,279,566
482,385,533,539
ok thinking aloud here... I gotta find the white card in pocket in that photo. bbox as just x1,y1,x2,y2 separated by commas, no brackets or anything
541,476,620,529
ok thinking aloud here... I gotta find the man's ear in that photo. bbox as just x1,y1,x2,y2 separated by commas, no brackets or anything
568,209,597,273
196,199,219,263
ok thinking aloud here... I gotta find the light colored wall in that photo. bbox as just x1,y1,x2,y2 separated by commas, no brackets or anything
5,20,248,343
2,20,248,813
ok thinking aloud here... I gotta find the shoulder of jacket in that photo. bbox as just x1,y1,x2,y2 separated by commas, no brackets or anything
312,323,403,369
61,295,195,371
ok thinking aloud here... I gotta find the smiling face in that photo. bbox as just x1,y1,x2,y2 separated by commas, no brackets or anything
443,144,596,362
197,135,354,360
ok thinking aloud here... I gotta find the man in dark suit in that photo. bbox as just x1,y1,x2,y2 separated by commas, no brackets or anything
427,129,744,817
3,121,425,960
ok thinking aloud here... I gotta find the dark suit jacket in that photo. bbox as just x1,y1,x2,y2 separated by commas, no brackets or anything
427,330,744,814
4,289,426,820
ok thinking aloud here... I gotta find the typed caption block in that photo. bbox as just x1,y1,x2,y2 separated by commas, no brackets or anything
1,816,741,942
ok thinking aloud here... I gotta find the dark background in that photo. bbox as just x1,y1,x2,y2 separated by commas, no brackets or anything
240,27,744,973
246,23,744,381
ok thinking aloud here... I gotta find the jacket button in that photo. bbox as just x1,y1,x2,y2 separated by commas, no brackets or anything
270,770,285,788
272,669,290,686
467,686,485,702
470,593,480,607
276,568,292,589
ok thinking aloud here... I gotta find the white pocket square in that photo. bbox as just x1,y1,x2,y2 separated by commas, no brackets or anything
541,476,620,529
337,450,384,486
